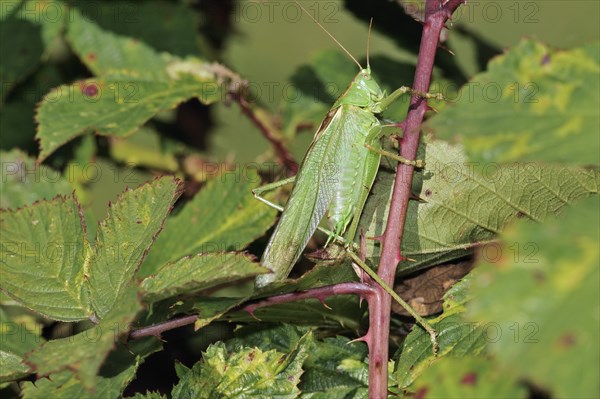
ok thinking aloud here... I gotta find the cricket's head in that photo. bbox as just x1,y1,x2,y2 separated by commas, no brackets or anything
354,67,385,101
335,67,385,108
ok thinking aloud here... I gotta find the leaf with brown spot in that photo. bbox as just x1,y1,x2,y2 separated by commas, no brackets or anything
393,260,474,316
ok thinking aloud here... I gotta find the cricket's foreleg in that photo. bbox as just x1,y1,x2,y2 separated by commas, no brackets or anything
364,143,425,168
346,250,439,353
379,86,443,111
364,125,425,168
409,88,444,101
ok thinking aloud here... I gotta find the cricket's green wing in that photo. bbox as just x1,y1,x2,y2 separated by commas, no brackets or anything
257,105,373,287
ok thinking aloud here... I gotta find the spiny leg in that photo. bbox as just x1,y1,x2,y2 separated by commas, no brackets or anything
363,121,424,168
377,86,443,111
364,143,425,168
346,250,439,353
390,85,444,100
410,88,444,101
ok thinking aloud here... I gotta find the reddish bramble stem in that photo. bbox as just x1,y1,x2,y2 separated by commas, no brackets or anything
129,283,374,340
235,95,298,174
368,1,465,396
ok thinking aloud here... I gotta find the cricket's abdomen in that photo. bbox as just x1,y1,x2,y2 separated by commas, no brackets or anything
327,105,380,238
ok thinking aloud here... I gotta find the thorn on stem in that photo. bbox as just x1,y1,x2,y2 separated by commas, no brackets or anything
348,334,369,345
409,193,426,202
319,298,333,310
438,42,456,56
395,252,406,264
246,307,261,321
398,121,407,131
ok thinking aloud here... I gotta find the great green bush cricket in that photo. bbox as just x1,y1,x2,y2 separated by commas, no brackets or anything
253,1,440,346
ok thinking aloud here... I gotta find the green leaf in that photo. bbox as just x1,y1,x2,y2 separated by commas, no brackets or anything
140,172,277,277
172,332,313,399
21,338,160,399
21,369,135,399
1,176,181,321
132,392,168,399
141,253,267,302
394,312,487,390
0,306,45,382
0,350,30,383
299,336,370,399
427,40,600,165
25,286,142,388
0,196,92,321
35,72,224,161
72,1,200,57
225,326,374,398
466,195,600,398
408,356,527,399
65,7,171,79
87,176,181,318
0,306,44,355
35,8,230,161
0,150,73,209
226,324,309,354
361,138,600,275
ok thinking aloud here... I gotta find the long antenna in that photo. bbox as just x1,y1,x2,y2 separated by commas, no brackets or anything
293,0,362,70
367,18,373,69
